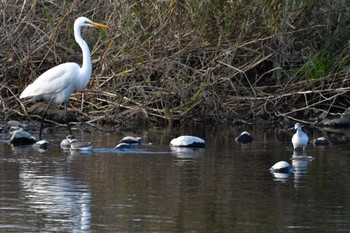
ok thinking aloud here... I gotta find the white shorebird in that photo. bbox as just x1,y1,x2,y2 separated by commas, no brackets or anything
60,135,94,151
70,141,94,151
60,135,77,149
292,123,309,151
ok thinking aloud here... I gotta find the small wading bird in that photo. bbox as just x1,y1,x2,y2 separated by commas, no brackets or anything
20,17,108,140
292,123,309,151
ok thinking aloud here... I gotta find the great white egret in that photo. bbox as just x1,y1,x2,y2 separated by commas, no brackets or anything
291,123,309,151
20,17,108,139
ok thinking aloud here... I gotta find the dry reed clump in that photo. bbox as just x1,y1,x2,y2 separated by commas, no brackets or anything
1,0,350,127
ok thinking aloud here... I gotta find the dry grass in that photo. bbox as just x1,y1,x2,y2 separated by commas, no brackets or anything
1,0,350,127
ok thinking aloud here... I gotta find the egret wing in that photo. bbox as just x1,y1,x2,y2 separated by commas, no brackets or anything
20,63,80,101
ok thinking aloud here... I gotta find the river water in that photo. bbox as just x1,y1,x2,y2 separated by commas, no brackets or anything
1,124,350,232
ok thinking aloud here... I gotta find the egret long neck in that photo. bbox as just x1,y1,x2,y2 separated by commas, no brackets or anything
74,26,92,88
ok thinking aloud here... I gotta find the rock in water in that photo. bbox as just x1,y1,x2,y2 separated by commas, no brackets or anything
120,136,143,144
33,140,51,153
312,137,331,146
10,129,36,145
114,143,136,151
270,161,293,173
235,131,254,144
170,136,205,148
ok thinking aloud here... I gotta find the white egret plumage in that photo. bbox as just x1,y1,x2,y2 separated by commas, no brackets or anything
19,17,108,140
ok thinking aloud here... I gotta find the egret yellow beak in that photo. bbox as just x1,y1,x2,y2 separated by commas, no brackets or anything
91,21,109,29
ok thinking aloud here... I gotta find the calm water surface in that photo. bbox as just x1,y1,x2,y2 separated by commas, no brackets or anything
1,125,350,232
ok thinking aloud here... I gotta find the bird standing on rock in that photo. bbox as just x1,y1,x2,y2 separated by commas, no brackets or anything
292,123,309,151
19,17,108,140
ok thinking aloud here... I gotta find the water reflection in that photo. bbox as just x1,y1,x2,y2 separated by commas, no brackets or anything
271,150,314,185
19,161,91,231
69,149,94,156
10,144,33,154
170,147,205,159
291,151,314,188
2,126,350,232
271,171,292,182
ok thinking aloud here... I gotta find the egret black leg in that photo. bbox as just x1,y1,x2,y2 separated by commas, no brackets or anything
64,102,72,135
39,98,53,140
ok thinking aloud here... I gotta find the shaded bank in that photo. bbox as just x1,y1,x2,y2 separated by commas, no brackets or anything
1,1,350,127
